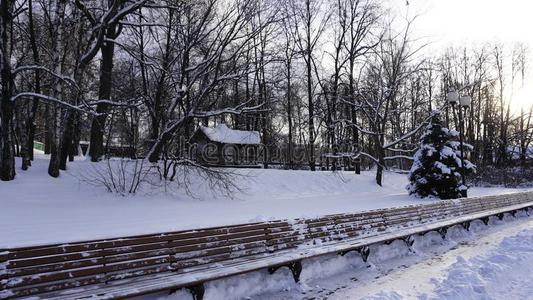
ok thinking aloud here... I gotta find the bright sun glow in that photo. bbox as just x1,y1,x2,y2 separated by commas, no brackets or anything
513,85,533,113
388,0,533,110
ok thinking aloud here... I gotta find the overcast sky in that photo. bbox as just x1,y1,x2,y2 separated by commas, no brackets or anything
404,0,533,47
386,0,533,110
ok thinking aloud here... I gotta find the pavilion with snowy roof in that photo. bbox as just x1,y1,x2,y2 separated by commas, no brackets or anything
191,123,262,167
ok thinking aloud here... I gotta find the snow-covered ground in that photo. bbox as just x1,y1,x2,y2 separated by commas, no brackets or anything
334,214,533,299
0,155,530,248
143,212,533,300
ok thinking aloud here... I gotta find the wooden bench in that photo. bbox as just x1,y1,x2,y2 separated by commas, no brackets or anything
1,192,532,300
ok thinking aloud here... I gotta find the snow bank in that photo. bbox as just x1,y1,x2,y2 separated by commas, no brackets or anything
334,214,533,300
430,227,533,299
0,156,529,248
151,253,366,300
150,216,533,300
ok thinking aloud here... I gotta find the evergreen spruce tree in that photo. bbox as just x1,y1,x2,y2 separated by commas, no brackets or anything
407,113,475,199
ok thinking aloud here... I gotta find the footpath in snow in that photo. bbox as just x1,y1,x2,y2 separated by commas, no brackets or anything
0,157,529,248
334,214,533,299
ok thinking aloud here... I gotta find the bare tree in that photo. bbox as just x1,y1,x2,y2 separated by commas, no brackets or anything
355,17,427,185
75,0,149,162
493,44,511,165
145,0,275,162
291,0,330,171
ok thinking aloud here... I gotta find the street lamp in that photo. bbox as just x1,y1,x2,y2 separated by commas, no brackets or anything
446,91,459,105
447,91,471,198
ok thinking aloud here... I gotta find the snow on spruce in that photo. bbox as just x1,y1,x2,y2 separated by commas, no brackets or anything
407,113,476,199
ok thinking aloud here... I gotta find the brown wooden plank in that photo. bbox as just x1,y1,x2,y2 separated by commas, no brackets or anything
6,222,271,261
172,241,263,262
172,240,267,263
105,257,170,279
103,228,267,258
7,233,266,290
267,232,301,246
9,274,107,298
7,257,105,278
6,254,171,290
105,264,171,284
9,264,168,299
266,225,300,239
172,247,267,270
7,226,270,273
7,248,105,269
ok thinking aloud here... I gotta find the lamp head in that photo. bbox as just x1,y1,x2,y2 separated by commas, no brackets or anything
460,95,472,108
447,91,459,105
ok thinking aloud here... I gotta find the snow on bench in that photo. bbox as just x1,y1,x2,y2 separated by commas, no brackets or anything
0,192,532,300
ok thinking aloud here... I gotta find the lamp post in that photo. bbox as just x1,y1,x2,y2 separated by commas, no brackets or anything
446,91,471,197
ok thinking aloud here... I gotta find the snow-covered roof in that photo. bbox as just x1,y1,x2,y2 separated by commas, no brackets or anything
199,124,261,145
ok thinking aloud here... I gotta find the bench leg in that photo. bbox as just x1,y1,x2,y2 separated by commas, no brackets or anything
461,221,471,231
359,246,370,262
289,261,302,283
338,246,370,263
510,210,517,217
268,260,303,283
169,284,205,300
187,283,205,300
497,213,504,221
481,217,490,225
386,236,414,250
402,235,415,249
438,227,447,239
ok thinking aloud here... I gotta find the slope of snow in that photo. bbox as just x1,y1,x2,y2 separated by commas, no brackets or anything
0,156,529,248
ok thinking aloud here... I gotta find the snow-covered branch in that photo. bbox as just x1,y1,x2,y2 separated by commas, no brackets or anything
11,93,98,115
383,111,438,149
85,99,140,107
109,0,150,25
339,119,380,135
10,94,136,113
13,65,78,88
118,21,168,27
74,0,96,25
384,155,414,161
355,151,380,165
388,148,416,153
190,103,266,118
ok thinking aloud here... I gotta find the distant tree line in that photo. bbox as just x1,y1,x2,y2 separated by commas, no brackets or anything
0,0,531,186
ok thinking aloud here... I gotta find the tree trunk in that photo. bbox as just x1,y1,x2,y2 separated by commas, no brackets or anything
287,58,293,169
0,76,15,181
303,0,316,171
59,112,74,170
47,0,66,178
148,117,188,162
88,25,116,161
375,134,384,186
26,0,40,165
44,104,52,154
0,0,15,181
